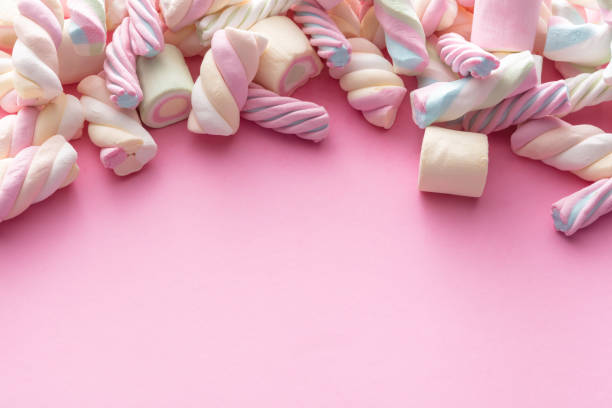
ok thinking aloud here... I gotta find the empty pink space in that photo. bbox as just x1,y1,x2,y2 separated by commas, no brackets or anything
1,60,612,407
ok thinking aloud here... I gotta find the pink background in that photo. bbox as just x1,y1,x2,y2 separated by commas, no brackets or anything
1,61,612,406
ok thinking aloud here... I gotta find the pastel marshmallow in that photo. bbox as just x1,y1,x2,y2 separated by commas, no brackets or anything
137,44,194,128
0,50,19,114
164,24,205,57
328,1,361,38
58,19,106,85
360,6,385,50
105,0,128,31
544,16,612,66
436,4,473,40
418,126,489,198
0,0,18,52
412,0,458,37
471,0,543,52
250,16,323,96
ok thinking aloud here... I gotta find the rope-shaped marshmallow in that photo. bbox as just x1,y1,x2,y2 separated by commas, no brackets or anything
463,81,571,134
0,93,83,159
511,116,612,181
0,51,19,114
416,37,458,88
160,0,213,32
66,0,107,56
329,38,407,129
373,0,428,75
0,135,78,223
410,51,538,128
436,33,500,79
241,84,329,142
292,0,352,68
563,69,612,114
413,0,458,37
552,177,612,236
198,0,297,48
188,28,268,136
78,74,158,176
544,16,612,66
104,18,142,108
127,0,165,57
11,0,64,106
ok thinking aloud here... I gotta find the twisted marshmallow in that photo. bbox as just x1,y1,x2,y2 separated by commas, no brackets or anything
413,0,458,37
0,93,83,159
329,37,407,129
66,0,107,56
563,69,612,114
416,36,458,88
552,177,612,235
104,18,142,109
410,51,539,128
197,0,297,48
160,0,245,32
241,84,329,142
78,74,157,176
463,80,571,134
0,50,19,113
512,117,612,181
374,0,428,75
188,28,268,136
554,60,599,78
0,135,78,223
293,0,352,68
436,33,500,79
544,16,612,66
126,0,164,58
436,4,473,40
11,0,64,106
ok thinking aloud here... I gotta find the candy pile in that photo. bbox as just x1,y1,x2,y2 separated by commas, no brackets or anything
1,0,612,236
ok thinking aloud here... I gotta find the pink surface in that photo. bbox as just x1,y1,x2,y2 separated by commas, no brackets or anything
1,60,612,406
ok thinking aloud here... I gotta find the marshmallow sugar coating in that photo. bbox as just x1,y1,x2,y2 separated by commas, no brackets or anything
137,44,194,128
418,127,489,198
250,16,323,96
471,0,543,52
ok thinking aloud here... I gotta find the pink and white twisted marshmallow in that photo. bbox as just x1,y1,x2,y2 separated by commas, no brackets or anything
463,80,571,134
0,135,78,223
0,51,20,113
11,0,64,106
126,0,164,58
563,69,612,114
160,0,213,32
436,33,500,79
66,0,107,56
413,0,458,37
78,74,157,176
0,93,83,159
293,0,352,68
552,177,612,235
511,116,612,181
329,37,407,129
241,84,329,142
188,28,268,136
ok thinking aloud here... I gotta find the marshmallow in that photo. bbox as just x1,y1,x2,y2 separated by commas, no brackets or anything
463,80,571,134
293,0,353,68
564,69,612,114
544,16,612,66
78,74,158,176
534,0,553,54
436,32,500,79
163,24,205,57
66,0,107,56
250,16,323,96
416,36,459,88
126,0,164,58
554,60,599,78
104,18,142,109
105,0,128,31
346,0,373,20
242,84,329,142
0,93,83,158
471,0,543,52
0,51,19,114
418,126,488,198
598,0,612,23
197,0,297,48
12,0,64,107
0,135,79,223
457,0,474,7
512,117,612,181
137,44,194,128
160,0,246,32
0,0,18,52
412,0,458,37
188,28,268,136
329,37,407,129
58,19,106,85
437,4,473,39
328,1,361,38
410,51,539,128
360,6,385,50
373,0,429,75
552,177,612,235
